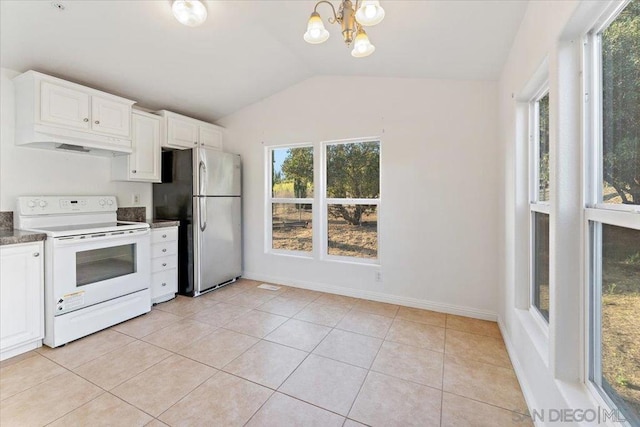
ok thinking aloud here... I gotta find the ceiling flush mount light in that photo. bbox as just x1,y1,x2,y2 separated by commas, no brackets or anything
172,0,208,27
303,0,384,58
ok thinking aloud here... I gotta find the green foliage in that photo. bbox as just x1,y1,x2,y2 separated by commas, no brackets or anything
280,147,314,199
272,170,283,185
602,0,640,204
624,252,640,266
538,94,550,201
276,142,380,226
327,141,380,225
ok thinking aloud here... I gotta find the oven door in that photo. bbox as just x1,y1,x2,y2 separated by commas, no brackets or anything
52,228,150,315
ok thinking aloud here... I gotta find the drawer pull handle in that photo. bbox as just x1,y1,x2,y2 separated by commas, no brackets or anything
162,263,167,267
162,234,167,238
94,120,100,124
162,248,167,253
161,282,167,287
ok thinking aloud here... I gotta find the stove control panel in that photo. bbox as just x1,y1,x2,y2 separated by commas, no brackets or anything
18,196,118,215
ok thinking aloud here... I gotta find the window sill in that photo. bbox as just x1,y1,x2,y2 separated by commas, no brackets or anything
516,307,549,368
267,250,314,260
322,255,380,267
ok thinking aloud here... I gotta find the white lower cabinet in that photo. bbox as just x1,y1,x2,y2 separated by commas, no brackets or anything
0,241,44,361
150,227,178,304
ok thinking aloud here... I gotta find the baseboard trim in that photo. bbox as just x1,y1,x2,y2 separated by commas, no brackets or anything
242,271,498,321
498,316,538,425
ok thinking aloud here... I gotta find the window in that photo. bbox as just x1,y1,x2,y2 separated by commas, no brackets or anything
587,1,640,424
530,90,550,322
268,145,314,254
325,140,380,261
266,139,381,263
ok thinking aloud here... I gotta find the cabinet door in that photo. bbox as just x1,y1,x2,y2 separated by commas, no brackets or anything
0,244,43,352
40,81,90,130
166,116,198,149
91,96,131,137
199,125,223,150
130,113,161,182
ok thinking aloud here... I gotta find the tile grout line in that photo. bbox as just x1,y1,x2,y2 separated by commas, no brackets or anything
342,300,397,423
440,326,447,427
43,389,110,426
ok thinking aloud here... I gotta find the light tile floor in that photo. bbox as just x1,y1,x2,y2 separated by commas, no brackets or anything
0,279,533,426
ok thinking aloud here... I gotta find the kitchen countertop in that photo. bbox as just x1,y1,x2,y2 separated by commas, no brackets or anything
0,229,47,246
117,208,179,228
147,219,180,229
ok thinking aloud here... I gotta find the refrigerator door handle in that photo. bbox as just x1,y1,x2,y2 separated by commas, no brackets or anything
199,197,207,231
199,160,207,196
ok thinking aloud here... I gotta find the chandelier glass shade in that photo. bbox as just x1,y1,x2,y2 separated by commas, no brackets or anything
303,0,384,57
303,12,331,44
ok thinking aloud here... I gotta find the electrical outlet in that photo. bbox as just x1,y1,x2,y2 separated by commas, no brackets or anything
375,271,382,282
132,194,140,205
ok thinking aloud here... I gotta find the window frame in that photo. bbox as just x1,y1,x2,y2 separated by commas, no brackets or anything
265,142,315,258
265,136,382,265
584,2,640,422
529,86,551,325
321,137,381,265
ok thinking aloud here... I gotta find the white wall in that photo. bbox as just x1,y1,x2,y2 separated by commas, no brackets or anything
219,75,500,318
0,68,152,217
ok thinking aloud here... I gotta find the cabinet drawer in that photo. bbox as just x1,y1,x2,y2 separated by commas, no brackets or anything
151,242,176,258
151,228,178,244
152,255,177,273
151,269,177,298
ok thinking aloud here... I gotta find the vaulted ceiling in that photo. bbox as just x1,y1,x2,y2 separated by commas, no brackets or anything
0,0,527,121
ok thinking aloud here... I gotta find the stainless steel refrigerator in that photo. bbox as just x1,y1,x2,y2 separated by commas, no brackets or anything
153,148,242,296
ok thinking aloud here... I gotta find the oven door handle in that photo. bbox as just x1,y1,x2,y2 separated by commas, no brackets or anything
54,228,150,246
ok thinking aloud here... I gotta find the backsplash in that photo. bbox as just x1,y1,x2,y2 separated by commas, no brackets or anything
117,207,146,222
0,211,13,230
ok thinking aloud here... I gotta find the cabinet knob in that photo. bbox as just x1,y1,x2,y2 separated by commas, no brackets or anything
33,252,40,257
194,141,197,145
162,234,167,238
161,282,167,287
162,263,167,267
94,120,100,124
83,118,89,122
162,248,167,252
132,170,137,174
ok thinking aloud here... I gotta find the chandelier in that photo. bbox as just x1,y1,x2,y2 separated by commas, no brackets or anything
304,0,385,58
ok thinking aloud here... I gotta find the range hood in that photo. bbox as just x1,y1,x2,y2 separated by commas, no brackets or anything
15,124,133,157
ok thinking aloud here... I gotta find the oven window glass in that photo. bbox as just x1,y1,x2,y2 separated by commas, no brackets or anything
76,244,137,286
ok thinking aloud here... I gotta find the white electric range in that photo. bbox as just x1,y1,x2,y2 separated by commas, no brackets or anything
16,196,151,347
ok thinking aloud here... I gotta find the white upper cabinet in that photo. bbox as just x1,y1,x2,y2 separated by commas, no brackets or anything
112,111,161,182
156,110,224,150
199,124,223,150
13,71,135,156
167,115,199,149
40,81,90,130
91,95,131,137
